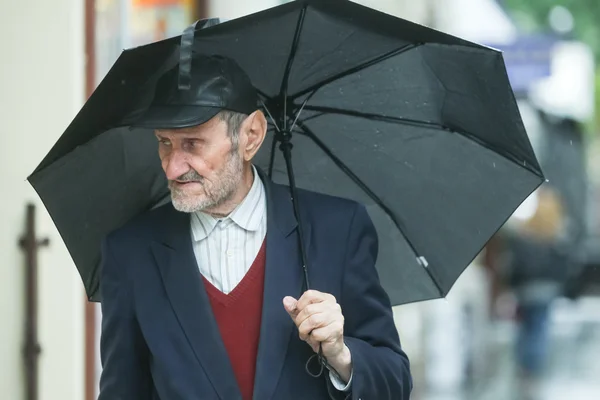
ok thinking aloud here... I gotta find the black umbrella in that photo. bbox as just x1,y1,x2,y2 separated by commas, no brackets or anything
28,0,544,306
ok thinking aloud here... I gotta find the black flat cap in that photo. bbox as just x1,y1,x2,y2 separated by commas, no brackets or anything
132,54,258,129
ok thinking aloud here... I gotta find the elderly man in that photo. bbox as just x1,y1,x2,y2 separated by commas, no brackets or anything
98,54,412,400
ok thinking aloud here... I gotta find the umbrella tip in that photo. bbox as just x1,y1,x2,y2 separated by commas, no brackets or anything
417,256,429,268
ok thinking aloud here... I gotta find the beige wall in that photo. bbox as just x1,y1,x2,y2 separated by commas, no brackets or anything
208,0,283,20
207,0,434,25
0,0,85,398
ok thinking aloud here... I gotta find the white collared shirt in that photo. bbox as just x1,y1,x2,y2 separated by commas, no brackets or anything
189,166,351,391
190,166,266,293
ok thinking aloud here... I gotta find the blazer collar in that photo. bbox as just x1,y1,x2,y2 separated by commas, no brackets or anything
152,166,308,400
252,167,309,400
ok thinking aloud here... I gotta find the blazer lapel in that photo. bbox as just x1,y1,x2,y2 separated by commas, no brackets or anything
253,171,311,400
150,206,241,400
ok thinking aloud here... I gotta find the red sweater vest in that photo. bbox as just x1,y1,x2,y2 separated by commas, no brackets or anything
202,240,266,400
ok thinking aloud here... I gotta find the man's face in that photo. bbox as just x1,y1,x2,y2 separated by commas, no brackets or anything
155,115,245,213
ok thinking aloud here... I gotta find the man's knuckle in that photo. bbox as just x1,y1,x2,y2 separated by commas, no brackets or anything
311,330,324,341
308,314,320,327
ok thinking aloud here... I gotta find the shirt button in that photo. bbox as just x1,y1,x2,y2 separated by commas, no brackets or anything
226,250,233,257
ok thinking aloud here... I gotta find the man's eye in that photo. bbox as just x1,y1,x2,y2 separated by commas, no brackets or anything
185,139,201,147
158,138,171,146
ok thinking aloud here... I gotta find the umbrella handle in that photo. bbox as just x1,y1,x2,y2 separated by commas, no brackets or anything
279,133,345,383
279,134,311,290
178,18,221,90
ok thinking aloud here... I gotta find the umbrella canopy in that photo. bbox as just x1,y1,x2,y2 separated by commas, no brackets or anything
28,0,544,304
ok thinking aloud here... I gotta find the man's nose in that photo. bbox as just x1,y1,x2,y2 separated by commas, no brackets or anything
163,150,191,180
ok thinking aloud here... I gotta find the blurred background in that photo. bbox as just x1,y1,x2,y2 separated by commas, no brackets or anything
1,0,598,399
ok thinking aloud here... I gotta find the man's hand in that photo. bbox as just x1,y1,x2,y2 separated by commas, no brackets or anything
283,290,352,383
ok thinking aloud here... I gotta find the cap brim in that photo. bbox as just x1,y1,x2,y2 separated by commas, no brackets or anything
130,105,222,129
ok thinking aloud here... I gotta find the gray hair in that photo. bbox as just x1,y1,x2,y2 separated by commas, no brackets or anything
218,110,248,151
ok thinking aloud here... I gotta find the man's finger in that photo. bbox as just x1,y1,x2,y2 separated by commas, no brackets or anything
296,290,332,310
309,322,343,343
294,302,333,327
297,312,328,341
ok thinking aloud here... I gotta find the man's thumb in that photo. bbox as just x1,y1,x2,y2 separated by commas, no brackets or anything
283,296,298,315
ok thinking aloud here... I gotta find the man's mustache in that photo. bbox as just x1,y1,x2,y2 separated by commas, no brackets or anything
172,170,204,183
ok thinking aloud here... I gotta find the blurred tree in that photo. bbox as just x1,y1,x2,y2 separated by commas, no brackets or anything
503,0,600,59
503,0,600,130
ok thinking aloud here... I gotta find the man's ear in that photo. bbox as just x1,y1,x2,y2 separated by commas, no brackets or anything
242,110,267,161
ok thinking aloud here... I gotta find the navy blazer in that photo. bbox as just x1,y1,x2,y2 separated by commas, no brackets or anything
98,173,412,400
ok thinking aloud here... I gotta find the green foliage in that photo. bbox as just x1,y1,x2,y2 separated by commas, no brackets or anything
504,0,600,132
504,0,600,59
595,68,600,131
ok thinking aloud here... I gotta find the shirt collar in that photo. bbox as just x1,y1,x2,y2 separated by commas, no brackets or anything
191,165,266,242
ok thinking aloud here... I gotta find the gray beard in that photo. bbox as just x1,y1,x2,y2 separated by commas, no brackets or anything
170,153,243,213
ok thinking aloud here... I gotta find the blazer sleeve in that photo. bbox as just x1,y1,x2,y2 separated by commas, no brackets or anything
337,203,413,400
98,236,153,400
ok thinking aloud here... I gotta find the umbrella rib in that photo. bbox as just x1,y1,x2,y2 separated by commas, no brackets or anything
260,99,282,132
279,4,308,131
299,105,543,177
301,105,442,129
295,121,445,297
290,43,420,100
